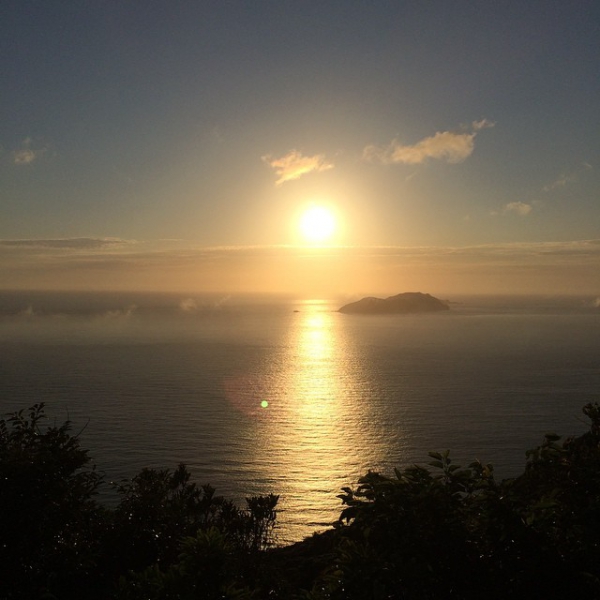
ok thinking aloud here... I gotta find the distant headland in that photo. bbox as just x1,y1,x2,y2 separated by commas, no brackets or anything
339,292,450,314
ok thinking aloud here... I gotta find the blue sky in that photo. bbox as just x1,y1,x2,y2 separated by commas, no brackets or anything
1,1,599,295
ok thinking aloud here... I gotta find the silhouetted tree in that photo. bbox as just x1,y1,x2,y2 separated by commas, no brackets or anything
0,403,104,599
3,401,600,599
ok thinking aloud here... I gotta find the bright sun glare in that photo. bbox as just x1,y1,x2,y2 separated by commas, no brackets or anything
299,206,336,243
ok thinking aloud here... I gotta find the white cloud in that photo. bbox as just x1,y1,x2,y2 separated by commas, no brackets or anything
262,150,334,185
363,120,493,166
13,149,36,165
503,202,533,216
11,137,47,166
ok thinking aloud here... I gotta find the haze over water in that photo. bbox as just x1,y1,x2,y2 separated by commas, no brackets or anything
1,291,598,544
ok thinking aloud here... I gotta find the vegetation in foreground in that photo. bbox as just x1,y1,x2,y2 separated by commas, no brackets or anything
2,402,600,599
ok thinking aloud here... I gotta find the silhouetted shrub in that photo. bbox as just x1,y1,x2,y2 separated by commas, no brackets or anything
108,465,278,595
0,404,279,599
3,402,600,599
115,527,256,600
306,404,600,599
0,403,104,599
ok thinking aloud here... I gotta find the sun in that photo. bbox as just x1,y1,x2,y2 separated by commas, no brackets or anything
298,205,337,243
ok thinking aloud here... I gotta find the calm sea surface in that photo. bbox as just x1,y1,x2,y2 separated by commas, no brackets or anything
1,291,599,544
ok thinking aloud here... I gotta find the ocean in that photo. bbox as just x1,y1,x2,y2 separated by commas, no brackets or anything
1,290,599,544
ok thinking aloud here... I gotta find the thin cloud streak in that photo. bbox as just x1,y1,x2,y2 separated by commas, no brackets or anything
471,119,495,131
3,238,600,260
0,238,132,249
1,238,598,296
2,238,600,267
262,150,334,185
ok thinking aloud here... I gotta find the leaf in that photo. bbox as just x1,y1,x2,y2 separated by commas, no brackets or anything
428,460,444,469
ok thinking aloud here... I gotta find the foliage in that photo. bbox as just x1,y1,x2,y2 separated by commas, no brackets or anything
106,465,222,572
306,403,600,599
315,454,485,598
110,469,279,598
0,404,278,599
3,402,600,599
0,403,104,599
115,527,255,600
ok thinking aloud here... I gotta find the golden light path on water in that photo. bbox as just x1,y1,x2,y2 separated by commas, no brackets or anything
247,300,406,544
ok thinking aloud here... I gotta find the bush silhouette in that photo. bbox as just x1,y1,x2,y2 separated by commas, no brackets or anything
0,403,104,598
2,402,600,599
306,404,600,599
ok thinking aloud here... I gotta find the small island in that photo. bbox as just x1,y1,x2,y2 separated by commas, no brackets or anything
339,292,449,314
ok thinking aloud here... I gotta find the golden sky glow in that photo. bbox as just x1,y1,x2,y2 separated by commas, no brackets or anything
1,239,599,298
1,4,599,297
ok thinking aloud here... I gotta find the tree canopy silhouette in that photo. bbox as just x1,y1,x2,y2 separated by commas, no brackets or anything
2,402,600,599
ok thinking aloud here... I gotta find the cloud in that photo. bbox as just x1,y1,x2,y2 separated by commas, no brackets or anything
179,298,198,312
11,137,47,166
471,119,495,131
503,202,533,216
0,237,131,249
363,120,494,166
103,305,137,319
1,238,599,296
262,150,334,185
543,162,592,192
179,294,231,312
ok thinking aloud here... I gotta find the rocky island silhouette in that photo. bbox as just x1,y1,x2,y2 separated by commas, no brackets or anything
339,292,449,314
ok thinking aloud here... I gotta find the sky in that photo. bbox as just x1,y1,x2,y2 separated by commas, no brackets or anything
1,1,599,297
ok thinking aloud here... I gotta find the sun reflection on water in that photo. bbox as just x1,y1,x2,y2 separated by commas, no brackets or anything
222,299,407,544
291,311,340,419
255,300,375,543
